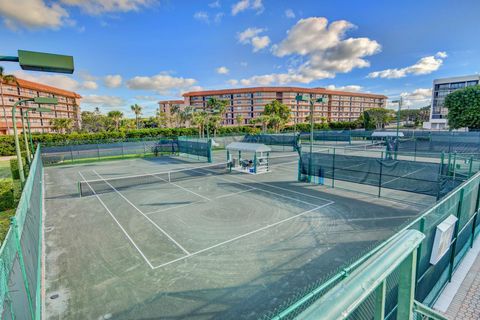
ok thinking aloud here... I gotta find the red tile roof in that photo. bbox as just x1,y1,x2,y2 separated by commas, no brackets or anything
182,86,387,99
158,100,184,104
2,78,81,98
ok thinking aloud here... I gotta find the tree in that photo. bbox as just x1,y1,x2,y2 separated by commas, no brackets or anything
263,100,291,132
366,108,393,129
107,110,124,130
206,98,228,137
130,104,143,129
192,112,207,138
358,111,375,130
235,114,244,126
156,108,169,128
0,67,18,133
250,115,270,132
445,85,480,129
50,118,74,134
180,106,194,127
170,104,182,127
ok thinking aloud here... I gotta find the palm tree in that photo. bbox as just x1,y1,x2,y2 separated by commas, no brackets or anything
156,108,168,128
0,67,18,134
206,98,228,137
130,104,143,129
170,104,181,127
192,112,207,138
50,118,74,134
180,106,194,127
235,114,244,126
107,110,124,130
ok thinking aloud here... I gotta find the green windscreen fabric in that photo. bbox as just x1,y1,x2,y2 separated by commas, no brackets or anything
242,133,299,149
0,145,43,319
299,152,463,198
41,139,174,165
177,137,212,162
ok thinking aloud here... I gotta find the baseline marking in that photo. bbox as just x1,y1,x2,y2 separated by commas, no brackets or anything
78,171,155,269
215,188,256,199
152,201,333,269
145,200,205,215
381,167,426,186
228,173,333,203
152,176,211,201
92,170,190,255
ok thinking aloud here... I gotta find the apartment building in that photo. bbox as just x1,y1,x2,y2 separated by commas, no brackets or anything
182,87,386,126
0,78,81,134
158,100,185,114
423,75,480,130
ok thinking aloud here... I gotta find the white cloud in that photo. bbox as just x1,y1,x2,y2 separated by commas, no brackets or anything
231,17,381,86
0,0,69,29
285,9,295,19
81,80,98,90
126,73,198,95
81,94,126,108
368,52,447,79
325,85,363,92
104,75,123,88
194,11,223,24
209,0,220,8
231,0,263,15
228,79,239,86
251,35,270,52
194,11,209,23
60,0,155,15
237,27,270,52
216,66,229,74
12,70,92,92
399,88,432,108
0,0,155,29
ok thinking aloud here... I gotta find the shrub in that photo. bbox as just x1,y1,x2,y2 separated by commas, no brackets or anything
0,179,15,211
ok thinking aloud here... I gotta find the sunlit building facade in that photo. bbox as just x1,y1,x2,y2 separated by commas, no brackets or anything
0,78,81,135
182,87,387,126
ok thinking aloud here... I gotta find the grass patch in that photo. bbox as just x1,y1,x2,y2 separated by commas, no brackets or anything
0,160,11,179
0,209,14,243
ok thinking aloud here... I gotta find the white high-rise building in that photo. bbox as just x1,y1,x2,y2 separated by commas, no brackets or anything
424,75,480,130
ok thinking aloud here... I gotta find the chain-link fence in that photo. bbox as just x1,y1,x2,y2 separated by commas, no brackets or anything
0,145,43,319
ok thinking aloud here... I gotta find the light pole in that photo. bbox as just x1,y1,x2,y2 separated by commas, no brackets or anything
1,49,73,185
392,98,403,160
24,106,54,158
296,93,328,181
12,97,57,185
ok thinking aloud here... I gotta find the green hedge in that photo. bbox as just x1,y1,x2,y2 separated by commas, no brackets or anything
0,179,15,212
0,122,360,156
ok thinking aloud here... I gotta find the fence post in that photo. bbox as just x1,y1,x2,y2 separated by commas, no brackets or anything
471,181,480,248
449,188,464,282
374,280,386,320
378,152,383,197
11,217,35,319
414,137,417,162
397,248,418,320
415,217,425,285
70,145,74,163
97,144,100,159
121,142,125,158
468,156,474,178
331,148,336,188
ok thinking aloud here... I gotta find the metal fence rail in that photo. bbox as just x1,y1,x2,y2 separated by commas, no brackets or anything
0,145,43,319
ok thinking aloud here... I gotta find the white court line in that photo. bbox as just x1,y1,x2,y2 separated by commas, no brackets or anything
215,188,256,199
78,172,155,269
152,201,333,269
92,170,190,255
229,173,333,203
144,200,205,215
381,167,425,186
211,174,322,207
346,214,418,222
151,175,211,201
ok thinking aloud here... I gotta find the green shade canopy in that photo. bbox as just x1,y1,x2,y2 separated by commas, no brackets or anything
18,50,74,74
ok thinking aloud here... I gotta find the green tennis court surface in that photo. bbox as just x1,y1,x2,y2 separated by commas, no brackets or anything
44,152,429,319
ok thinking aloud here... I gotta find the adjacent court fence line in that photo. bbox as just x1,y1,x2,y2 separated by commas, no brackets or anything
0,145,43,319
298,148,475,200
266,170,480,319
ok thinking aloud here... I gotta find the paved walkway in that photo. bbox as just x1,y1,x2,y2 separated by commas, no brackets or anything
433,236,480,319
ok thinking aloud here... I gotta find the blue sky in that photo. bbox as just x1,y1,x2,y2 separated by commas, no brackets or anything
0,0,479,117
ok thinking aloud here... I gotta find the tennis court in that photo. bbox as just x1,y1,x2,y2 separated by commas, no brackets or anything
43,152,427,319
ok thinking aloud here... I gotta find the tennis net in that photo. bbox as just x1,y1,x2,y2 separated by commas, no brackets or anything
78,162,231,197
